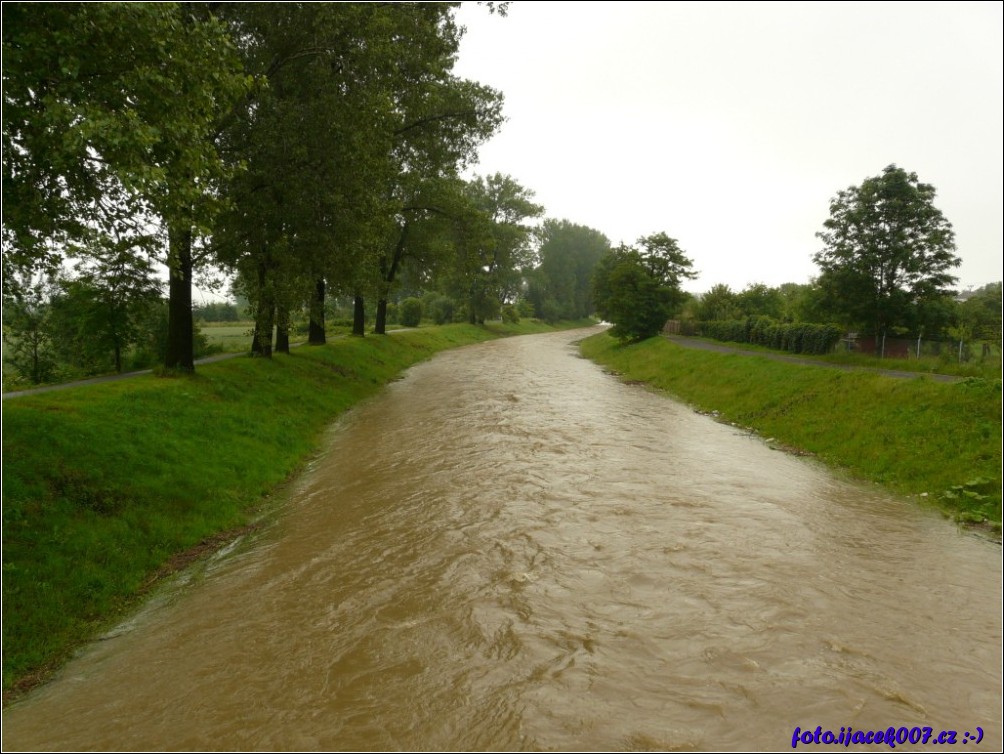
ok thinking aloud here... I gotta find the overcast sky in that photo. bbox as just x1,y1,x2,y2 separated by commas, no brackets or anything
452,1,1003,293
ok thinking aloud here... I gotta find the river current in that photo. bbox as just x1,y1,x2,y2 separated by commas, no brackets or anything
3,328,1000,750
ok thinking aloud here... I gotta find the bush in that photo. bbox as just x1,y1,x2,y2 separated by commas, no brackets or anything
501,304,519,324
399,297,423,327
427,295,455,325
698,316,841,355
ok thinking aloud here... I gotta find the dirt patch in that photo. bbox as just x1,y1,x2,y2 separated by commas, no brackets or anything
139,523,262,593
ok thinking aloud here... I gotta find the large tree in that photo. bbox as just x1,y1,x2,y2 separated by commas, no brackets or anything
527,219,610,321
593,232,696,341
448,174,543,324
3,4,250,369
813,164,960,336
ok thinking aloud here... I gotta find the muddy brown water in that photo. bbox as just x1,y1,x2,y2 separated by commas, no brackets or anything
3,328,1001,751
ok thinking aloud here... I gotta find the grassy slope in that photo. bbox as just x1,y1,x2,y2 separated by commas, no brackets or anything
1,321,590,693
581,332,1001,526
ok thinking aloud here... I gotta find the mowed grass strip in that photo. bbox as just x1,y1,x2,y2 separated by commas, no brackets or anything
580,332,1001,527
1,321,591,694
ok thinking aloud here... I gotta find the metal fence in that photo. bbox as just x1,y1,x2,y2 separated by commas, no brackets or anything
833,334,1000,362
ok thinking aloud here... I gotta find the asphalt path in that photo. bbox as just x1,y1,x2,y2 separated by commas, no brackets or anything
1,348,257,401
663,334,963,383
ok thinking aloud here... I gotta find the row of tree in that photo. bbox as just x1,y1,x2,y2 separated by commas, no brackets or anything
593,164,998,349
3,6,993,376
4,3,559,371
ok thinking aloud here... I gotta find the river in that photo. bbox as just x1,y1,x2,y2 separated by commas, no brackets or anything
3,328,1000,751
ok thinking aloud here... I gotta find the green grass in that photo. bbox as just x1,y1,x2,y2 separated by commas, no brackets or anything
197,321,256,352
1,320,591,695
581,332,1001,528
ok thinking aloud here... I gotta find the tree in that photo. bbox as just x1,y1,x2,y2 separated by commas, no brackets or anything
957,282,1003,346
813,164,960,336
448,174,543,323
3,4,251,369
593,233,696,341
694,283,741,321
2,273,57,384
528,219,610,320
49,236,162,373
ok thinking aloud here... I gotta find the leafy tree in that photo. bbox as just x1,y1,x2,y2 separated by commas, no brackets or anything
3,4,251,369
813,164,960,336
398,297,423,327
694,283,741,321
48,237,162,373
2,274,57,384
957,282,1003,346
528,219,610,320
593,233,696,341
448,174,544,323
736,282,784,320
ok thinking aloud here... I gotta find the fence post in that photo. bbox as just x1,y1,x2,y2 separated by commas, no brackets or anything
880,332,886,359
958,339,964,364
916,334,922,359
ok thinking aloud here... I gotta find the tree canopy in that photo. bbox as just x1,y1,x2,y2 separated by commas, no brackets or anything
813,164,960,335
525,219,610,322
592,233,695,342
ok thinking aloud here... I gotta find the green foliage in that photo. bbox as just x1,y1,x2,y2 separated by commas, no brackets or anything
447,174,544,323
592,233,695,342
500,304,519,323
699,316,843,355
193,302,240,323
527,219,610,320
957,282,1002,345
424,294,457,325
399,297,423,327
813,165,961,336
694,283,741,321
2,276,58,384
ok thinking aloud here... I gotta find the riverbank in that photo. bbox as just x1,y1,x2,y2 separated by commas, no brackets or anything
1,320,594,698
579,332,1001,533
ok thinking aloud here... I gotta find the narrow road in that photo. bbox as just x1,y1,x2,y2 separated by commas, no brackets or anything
1,349,256,401
664,334,964,383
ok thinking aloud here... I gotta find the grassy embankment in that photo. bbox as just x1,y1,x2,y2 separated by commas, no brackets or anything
581,332,1001,528
2,320,592,697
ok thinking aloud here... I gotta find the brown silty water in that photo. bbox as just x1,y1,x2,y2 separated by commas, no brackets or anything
3,328,1001,750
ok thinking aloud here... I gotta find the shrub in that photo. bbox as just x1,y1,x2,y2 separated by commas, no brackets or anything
399,297,423,327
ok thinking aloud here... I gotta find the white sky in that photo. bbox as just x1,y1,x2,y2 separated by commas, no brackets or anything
452,0,1003,293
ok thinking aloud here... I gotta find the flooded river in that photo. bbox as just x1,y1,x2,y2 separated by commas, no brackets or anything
3,328,1001,751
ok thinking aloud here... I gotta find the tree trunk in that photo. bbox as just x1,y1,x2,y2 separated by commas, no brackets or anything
275,305,290,354
352,294,365,337
251,301,274,357
308,277,326,345
374,226,407,336
251,258,274,358
374,298,388,335
165,224,195,371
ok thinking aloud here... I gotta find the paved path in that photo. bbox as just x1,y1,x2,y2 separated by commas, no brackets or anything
663,334,964,383
1,350,255,401
2,330,419,401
